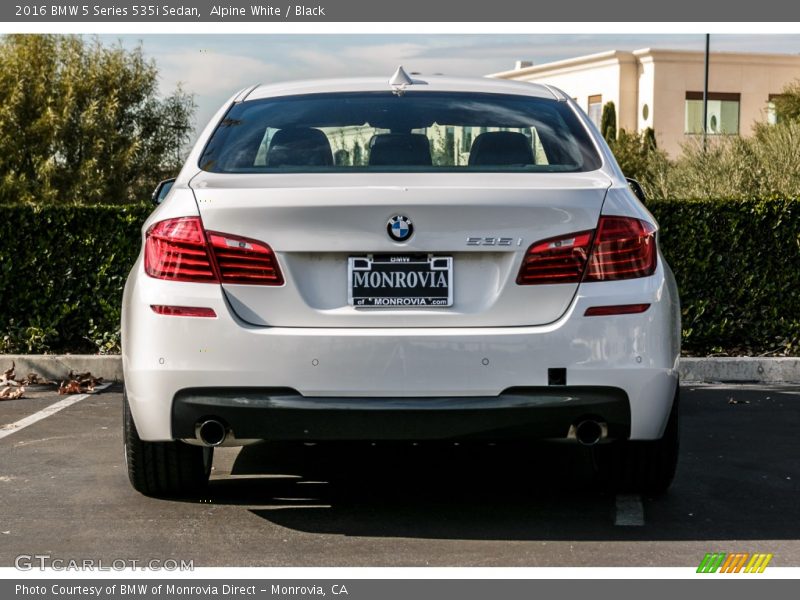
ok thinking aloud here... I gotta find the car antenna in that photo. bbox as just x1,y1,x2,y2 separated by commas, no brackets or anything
389,65,425,96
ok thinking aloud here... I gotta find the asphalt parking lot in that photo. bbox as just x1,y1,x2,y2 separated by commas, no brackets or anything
0,383,798,567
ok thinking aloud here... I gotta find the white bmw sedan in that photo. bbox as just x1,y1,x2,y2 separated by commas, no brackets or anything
122,70,681,497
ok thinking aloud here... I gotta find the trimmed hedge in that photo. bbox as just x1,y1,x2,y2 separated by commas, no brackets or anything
1,199,799,356
0,204,151,354
649,198,800,356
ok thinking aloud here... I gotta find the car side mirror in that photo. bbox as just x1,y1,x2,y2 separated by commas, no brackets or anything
626,178,647,204
152,178,176,205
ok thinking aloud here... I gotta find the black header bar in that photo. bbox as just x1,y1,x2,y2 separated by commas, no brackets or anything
4,0,800,22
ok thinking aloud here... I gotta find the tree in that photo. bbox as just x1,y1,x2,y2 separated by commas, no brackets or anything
609,129,670,199
773,79,800,123
643,127,657,149
0,34,195,204
600,101,617,143
430,125,455,166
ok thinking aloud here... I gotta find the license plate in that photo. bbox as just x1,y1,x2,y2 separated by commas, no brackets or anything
348,255,453,307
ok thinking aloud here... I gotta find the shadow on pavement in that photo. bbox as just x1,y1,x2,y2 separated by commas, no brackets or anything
193,386,800,542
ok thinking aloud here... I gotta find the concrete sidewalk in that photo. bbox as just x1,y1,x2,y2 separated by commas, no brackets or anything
2,354,799,384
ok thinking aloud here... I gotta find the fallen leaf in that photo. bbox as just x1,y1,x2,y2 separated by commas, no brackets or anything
59,371,101,394
58,380,83,395
0,386,25,400
69,369,102,383
20,372,56,386
0,361,14,385
727,397,750,405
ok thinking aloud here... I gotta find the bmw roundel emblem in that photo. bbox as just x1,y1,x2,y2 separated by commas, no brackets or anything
387,214,413,242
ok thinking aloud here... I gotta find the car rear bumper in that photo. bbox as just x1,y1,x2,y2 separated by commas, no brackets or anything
172,386,631,443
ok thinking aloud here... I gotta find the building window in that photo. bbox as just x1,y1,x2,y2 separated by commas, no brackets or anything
685,92,740,135
767,94,782,125
587,95,602,128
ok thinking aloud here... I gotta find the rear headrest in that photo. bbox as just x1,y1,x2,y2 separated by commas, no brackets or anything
368,133,432,166
267,128,333,167
468,131,534,166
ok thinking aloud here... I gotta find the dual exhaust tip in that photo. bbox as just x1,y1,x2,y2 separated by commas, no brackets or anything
569,419,608,446
195,419,228,447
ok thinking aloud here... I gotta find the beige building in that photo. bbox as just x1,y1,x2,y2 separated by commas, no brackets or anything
490,49,800,157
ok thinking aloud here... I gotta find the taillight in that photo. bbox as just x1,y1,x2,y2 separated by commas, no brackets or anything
207,231,283,285
516,230,594,285
517,216,656,285
145,217,283,285
584,216,657,281
145,217,216,282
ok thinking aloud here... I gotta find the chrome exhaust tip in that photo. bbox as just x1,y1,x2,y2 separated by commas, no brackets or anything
195,419,228,447
569,420,608,446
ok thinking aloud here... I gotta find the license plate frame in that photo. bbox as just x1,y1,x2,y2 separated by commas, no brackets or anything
348,254,453,308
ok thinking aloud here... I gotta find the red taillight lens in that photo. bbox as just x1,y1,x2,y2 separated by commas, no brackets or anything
517,216,656,285
145,217,217,282
584,216,657,281
144,217,283,285
207,231,283,285
151,305,217,318
516,230,593,285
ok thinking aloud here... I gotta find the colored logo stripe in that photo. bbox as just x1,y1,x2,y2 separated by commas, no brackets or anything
720,553,749,573
745,553,773,573
697,553,773,573
697,553,726,573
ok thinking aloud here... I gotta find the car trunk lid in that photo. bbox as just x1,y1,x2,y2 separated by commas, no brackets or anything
190,171,610,328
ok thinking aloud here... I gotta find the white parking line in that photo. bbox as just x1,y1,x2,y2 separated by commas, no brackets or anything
614,494,645,526
0,383,111,441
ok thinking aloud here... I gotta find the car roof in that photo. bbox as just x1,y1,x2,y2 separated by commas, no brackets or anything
243,75,561,102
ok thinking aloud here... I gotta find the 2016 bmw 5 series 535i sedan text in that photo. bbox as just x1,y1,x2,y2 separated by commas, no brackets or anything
121,67,681,498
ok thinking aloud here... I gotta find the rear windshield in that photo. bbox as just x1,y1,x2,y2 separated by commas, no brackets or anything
199,91,602,173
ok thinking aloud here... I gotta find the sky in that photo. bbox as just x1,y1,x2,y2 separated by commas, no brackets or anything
97,34,800,134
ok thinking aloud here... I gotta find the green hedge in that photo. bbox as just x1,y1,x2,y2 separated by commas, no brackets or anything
1,199,799,356
649,198,800,356
0,204,151,354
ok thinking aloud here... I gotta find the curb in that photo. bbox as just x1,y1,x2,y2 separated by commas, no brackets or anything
2,355,800,385
1,355,123,383
677,357,800,384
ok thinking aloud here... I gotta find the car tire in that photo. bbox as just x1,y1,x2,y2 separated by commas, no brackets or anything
123,388,212,497
601,386,680,495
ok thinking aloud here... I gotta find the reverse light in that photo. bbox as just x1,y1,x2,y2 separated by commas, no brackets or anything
517,216,656,285
144,217,283,285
